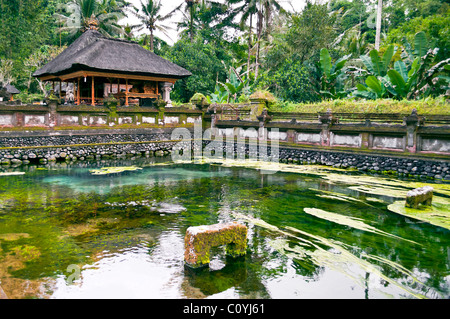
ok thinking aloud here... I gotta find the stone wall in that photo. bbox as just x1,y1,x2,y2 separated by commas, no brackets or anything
0,128,179,165
0,140,177,166
277,147,450,180
202,140,450,181
0,128,174,148
213,108,450,159
0,103,203,129
0,100,449,181
0,128,449,181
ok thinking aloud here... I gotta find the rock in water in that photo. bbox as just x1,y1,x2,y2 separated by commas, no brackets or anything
405,186,433,209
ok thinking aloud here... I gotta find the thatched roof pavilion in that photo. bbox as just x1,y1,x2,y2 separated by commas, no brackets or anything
33,28,191,106
0,84,20,102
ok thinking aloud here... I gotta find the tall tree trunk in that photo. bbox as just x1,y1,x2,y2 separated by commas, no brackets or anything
375,0,382,50
247,13,253,77
150,29,154,51
190,4,195,42
255,10,263,80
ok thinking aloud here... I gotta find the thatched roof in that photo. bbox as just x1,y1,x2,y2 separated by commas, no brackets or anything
4,84,20,94
33,30,192,79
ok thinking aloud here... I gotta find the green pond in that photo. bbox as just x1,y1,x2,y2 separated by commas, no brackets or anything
0,157,449,299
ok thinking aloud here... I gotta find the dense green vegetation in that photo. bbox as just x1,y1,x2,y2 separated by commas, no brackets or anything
0,0,449,106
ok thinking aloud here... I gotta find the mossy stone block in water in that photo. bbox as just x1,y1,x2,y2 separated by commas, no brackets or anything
405,186,433,209
184,222,247,268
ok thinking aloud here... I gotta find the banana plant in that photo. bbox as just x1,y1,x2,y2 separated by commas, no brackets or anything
208,84,228,104
217,66,250,103
382,59,420,99
319,48,351,99
354,32,450,100
354,75,387,100
438,65,450,91
352,45,395,99
359,44,396,77
384,45,450,100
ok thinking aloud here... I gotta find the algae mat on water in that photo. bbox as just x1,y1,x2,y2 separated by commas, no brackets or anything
232,212,432,299
303,208,419,244
89,166,143,175
1,158,448,299
387,200,450,230
204,158,450,230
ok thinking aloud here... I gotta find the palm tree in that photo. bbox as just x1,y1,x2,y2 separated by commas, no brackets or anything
255,0,285,79
228,0,257,79
227,0,285,79
170,0,201,42
132,0,174,51
172,0,227,42
55,0,130,40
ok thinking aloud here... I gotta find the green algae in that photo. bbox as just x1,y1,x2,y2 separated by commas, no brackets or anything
0,233,30,241
0,159,448,299
387,200,450,230
282,229,430,299
311,188,375,207
0,172,25,176
303,208,419,245
233,212,432,299
89,166,143,175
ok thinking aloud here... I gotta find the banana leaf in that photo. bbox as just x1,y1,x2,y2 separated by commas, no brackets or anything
414,31,429,58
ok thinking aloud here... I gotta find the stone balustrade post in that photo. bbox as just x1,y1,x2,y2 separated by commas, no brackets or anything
257,108,272,141
318,109,336,147
404,109,424,153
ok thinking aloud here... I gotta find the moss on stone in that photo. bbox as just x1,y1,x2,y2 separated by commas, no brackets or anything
184,222,247,268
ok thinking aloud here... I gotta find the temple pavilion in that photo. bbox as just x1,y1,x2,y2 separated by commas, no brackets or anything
33,24,191,107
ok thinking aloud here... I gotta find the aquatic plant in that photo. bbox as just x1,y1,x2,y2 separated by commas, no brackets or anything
0,160,448,299
89,166,143,175
303,208,419,244
232,212,435,299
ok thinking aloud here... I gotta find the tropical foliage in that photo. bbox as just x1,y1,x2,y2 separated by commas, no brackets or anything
54,0,130,39
0,0,449,104
131,0,174,51
354,32,450,100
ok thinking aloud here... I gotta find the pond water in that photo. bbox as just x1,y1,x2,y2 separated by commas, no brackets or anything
0,157,449,299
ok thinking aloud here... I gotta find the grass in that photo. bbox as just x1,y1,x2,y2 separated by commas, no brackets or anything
270,97,450,115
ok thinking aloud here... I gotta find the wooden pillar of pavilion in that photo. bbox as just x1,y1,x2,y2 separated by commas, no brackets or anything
125,78,129,106
91,76,95,106
77,77,81,105
109,78,113,96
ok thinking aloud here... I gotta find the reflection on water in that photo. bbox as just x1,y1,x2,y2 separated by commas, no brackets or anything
52,231,186,299
0,157,449,299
